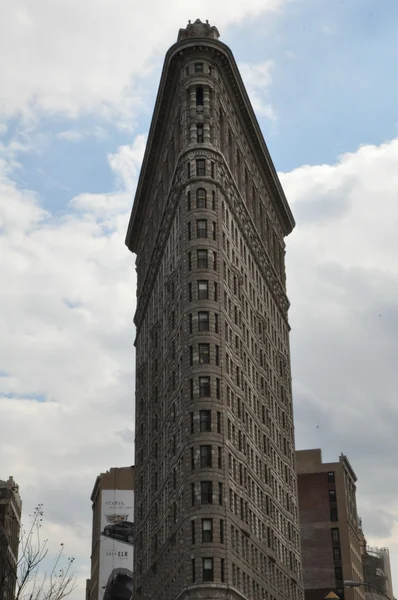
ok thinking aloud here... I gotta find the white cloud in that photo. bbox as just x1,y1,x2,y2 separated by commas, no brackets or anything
0,0,290,127
56,130,84,142
239,60,276,119
56,127,109,142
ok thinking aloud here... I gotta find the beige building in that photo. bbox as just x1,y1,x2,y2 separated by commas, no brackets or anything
126,18,303,600
296,450,364,600
86,466,135,600
0,476,22,600
362,545,394,600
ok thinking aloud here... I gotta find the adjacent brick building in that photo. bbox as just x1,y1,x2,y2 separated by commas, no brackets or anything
0,476,22,600
296,450,364,600
126,18,303,600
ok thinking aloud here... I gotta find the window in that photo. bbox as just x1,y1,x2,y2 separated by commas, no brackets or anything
328,471,335,484
198,312,210,331
203,558,214,582
197,250,208,268
221,558,225,582
215,313,219,332
189,346,193,366
197,220,207,238
214,282,218,301
198,280,208,299
195,62,204,73
218,482,223,505
330,508,338,522
215,345,220,366
187,222,192,240
212,221,216,240
188,252,192,271
199,376,210,397
333,547,341,561
335,567,343,581
216,378,220,399
202,519,213,542
196,188,206,208
331,528,340,543
220,519,224,543
200,445,212,467
218,447,222,468
188,313,193,334
199,344,210,364
201,481,213,504
196,86,204,106
217,412,221,433
212,190,216,210
191,483,195,506
188,283,192,302
196,159,206,176
191,447,195,469
187,162,191,178
211,161,215,178
191,520,196,544
197,124,204,143
190,412,194,433
187,190,191,211
190,378,194,400
192,558,196,583
200,410,211,431
329,489,336,503
212,251,217,270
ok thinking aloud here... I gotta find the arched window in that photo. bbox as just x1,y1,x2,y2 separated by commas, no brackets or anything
196,86,204,106
196,188,207,209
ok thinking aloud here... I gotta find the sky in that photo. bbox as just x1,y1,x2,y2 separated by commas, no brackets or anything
1,0,398,597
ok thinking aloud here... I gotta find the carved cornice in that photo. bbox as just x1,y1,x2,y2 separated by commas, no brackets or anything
126,36,295,254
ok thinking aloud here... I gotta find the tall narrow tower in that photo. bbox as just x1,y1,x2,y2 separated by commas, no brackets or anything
126,20,303,600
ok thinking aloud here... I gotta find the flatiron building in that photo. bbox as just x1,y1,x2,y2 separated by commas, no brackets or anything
126,19,303,600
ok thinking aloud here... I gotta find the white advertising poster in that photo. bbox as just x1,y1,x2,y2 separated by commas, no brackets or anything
98,490,134,600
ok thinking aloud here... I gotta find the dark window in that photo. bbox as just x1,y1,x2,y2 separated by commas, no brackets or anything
198,312,210,331
196,188,206,208
216,378,220,399
217,412,221,433
191,520,195,544
196,159,206,176
196,86,204,106
189,345,193,366
331,528,340,543
202,519,213,542
215,345,220,366
220,519,224,543
200,445,212,467
221,558,225,582
212,190,216,210
197,220,207,238
191,483,195,506
188,252,192,271
214,313,219,332
188,283,192,302
191,447,195,469
190,412,194,433
195,63,204,73
199,376,210,397
190,378,194,400
201,481,213,504
187,162,191,178
330,508,338,522
212,221,216,240
187,190,191,211
218,481,223,505
187,222,191,240
202,558,214,582
329,489,336,503
218,446,222,468
200,410,211,432
188,313,193,333
192,558,196,582
328,471,335,484
198,280,208,299
199,344,210,364
335,567,343,581
197,124,204,143
197,250,208,268
214,282,218,301
212,251,217,270
211,161,215,178
333,547,341,561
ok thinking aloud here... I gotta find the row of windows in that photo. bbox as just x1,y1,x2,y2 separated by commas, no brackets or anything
188,312,219,333
187,188,216,211
188,249,217,270
190,410,221,434
187,158,215,179
191,480,223,506
189,376,221,399
187,220,216,240
191,518,224,544
190,445,222,469
189,344,220,366
191,557,223,583
188,280,218,301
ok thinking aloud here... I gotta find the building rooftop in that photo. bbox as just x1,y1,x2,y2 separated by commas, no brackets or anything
177,19,220,42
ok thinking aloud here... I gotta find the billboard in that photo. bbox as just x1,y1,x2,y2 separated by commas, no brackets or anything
98,490,134,600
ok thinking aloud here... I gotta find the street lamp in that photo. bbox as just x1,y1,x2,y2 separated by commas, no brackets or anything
344,580,392,600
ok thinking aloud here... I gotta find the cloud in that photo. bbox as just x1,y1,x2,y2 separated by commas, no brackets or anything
56,127,109,142
279,138,398,555
0,0,290,127
239,60,276,119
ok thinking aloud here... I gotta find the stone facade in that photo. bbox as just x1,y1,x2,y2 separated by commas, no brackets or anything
296,449,364,600
126,20,303,600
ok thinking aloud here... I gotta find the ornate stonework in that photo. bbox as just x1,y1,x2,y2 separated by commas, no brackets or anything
177,19,220,42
